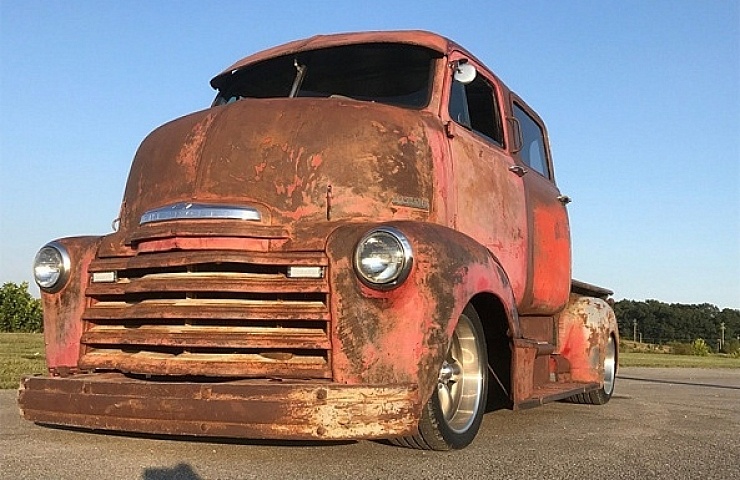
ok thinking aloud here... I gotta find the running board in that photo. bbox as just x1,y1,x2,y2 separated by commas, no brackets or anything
517,382,600,410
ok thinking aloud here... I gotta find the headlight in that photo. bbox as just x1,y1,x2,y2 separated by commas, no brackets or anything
33,242,71,293
354,227,413,289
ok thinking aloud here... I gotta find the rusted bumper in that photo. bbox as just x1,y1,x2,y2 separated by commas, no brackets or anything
19,374,420,440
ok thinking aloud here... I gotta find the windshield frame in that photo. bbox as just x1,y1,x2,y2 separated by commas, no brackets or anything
211,42,442,110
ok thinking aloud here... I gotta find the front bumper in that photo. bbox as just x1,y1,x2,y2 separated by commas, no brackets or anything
19,374,420,440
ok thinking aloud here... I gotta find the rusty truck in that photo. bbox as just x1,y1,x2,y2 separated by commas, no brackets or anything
20,30,618,450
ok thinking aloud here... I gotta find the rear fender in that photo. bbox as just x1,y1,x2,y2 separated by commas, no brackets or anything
326,221,517,406
556,294,619,385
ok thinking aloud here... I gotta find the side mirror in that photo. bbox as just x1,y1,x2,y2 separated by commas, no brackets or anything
453,60,477,84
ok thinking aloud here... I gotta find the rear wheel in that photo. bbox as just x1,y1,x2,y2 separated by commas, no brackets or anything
569,334,617,405
394,305,488,450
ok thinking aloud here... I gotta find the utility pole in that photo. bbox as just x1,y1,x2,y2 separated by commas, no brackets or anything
720,322,725,351
633,319,638,343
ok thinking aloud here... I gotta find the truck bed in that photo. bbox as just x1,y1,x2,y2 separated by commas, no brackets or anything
571,279,613,300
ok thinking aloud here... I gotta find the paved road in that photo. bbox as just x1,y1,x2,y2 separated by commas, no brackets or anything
2,368,739,480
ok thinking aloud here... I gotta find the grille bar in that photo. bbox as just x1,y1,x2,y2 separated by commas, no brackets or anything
90,250,328,271
86,275,328,297
78,349,330,379
81,325,330,350
83,300,330,321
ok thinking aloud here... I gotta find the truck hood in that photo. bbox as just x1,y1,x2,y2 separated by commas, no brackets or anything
116,98,435,242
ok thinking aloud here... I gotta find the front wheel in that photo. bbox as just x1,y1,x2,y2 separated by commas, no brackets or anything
394,305,488,450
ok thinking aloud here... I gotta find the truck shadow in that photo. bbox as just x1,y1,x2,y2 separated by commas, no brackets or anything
36,423,356,447
617,375,740,390
143,463,202,480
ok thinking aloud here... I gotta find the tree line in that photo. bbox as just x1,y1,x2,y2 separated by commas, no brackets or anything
614,299,740,352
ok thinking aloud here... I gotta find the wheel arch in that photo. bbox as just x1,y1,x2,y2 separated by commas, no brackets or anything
469,292,515,410
325,221,520,408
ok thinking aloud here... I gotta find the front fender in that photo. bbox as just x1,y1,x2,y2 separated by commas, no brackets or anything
326,221,516,405
38,236,102,375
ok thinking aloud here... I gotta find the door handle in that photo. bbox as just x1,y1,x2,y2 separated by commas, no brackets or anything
509,165,528,177
557,195,572,205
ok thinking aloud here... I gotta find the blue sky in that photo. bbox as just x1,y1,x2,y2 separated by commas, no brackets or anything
1,1,738,308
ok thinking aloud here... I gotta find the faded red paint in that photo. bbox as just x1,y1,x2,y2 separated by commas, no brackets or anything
526,199,572,313
20,30,617,443
40,237,101,373
136,237,273,253
556,294,619,384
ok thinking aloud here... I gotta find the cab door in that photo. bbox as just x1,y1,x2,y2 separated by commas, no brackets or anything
444,53,529,304
511,98,571,315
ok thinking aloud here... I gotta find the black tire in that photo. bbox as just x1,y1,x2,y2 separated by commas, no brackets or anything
393,305,488,450
569,334,617,405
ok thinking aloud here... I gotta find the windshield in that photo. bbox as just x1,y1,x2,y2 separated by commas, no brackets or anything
213,43,439,108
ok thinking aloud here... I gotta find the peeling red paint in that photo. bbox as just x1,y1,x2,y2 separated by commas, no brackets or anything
310,153,323,168
41,237,101,373
556,294,619,384
254,161,267,179
174,113,216,179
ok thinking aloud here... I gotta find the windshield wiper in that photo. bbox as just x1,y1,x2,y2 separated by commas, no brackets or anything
289,58,307,98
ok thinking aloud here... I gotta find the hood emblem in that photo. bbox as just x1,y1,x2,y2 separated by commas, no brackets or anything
140,202,262,225
391,196,430,211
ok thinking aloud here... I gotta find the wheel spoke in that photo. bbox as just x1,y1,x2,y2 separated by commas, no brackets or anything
438,382,454,419
447,359,462,385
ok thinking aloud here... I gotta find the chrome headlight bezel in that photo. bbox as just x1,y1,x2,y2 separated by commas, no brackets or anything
353,227,413,290
33,241,71,293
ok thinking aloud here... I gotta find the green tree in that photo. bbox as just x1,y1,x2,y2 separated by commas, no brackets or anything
0,282,43,332
614,299,739,351
691,338,710,356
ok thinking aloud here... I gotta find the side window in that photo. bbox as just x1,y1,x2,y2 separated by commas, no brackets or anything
448,75,504,146
513,104,550,178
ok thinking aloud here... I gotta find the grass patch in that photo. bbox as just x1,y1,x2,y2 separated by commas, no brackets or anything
620,352,740,369
2,334,737,389
0,332,46,389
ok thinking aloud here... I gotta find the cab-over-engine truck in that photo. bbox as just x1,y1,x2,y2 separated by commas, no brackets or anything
20,30,618,450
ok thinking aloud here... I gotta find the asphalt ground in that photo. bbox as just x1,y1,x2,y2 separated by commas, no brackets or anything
2,367,738,480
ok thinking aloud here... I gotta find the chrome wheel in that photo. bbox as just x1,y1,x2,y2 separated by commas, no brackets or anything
603,334,617,396
436,312,485,434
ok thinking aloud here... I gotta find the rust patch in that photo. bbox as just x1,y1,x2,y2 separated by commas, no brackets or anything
327,221,517,407
41,236,102,372
19,374,419,440
556,294,618,384
175,113,216,180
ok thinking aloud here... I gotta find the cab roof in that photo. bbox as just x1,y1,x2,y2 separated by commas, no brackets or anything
210,30,474,90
